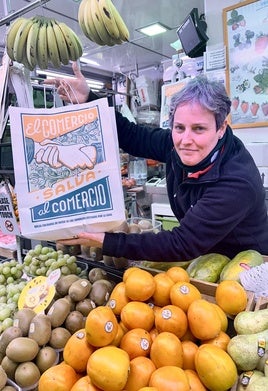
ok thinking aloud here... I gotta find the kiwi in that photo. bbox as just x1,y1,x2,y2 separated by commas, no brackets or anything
102,255,114,266
46,297,71,328
1,356,18,381
0,365,7,390
6,337,39,362
64,311,85,334
75,298,95,317
15,361,40,388
48,327,71,350
128,223,142,233
112,256,129,269
1,386,17,391
89,279,114,306
28,313,52,346
35,346,58,374
13,308,36,336
0,326,23,359
68,279,92,302
88,267,108,283
55,274,80,297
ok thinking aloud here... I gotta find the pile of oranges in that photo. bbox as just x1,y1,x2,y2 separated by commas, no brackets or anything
38,266,248,391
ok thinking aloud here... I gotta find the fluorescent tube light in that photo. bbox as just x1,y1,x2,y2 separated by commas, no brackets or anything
35,69,105,91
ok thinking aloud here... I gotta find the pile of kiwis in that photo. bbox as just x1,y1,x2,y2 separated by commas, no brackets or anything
0,267,116,389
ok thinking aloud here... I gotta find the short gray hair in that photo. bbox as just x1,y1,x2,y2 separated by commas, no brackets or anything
169,76,231,130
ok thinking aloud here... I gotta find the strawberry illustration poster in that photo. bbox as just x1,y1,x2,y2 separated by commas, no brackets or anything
9,98,126,240
223,0,268,128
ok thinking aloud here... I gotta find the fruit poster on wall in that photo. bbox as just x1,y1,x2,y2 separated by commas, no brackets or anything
223,0,268,128
8,98,125,240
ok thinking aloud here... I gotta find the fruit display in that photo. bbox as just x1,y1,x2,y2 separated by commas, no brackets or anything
78,0,129,46
6,15,83,70
0,265,117,389
0,248,267,390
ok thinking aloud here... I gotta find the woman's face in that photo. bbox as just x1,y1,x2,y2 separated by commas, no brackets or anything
172,102,227,166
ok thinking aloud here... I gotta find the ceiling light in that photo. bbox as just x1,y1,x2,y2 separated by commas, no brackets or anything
136,22,171,37
80,58,101,67
35,69,105,91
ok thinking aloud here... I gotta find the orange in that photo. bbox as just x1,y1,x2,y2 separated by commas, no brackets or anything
187,299,222,340
63,328,95,373
210,303,228,332
151,272,174,307
170,281,202,312
195,344,238,391
107,281,130,316
124,268,156,302
120,328,152,360
149,365,190,391
38,362,79,391
120,301,155,331
123,266,140,282
70,375,102,391
150,331,183,368
85,305,118,347
181,340,199,370
119,320,129,334
111,322,125,347
154,304,188,338
184,369,207,391
149,327,159,342
87,346,130,391
124,356,156,391
166,266,190,283
201,330,231,351
180,327,198,343
137,388,158,391
215,280,248,316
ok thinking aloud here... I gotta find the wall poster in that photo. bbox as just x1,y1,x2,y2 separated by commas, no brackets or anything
223,0,268,128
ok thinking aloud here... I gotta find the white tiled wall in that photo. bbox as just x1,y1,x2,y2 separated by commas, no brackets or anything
245,143,268,187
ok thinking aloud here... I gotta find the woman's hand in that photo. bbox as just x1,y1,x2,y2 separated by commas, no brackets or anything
57,232,105,248
43,61,90,104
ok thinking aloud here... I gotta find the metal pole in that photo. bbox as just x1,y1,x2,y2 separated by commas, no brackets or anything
0,0,52,26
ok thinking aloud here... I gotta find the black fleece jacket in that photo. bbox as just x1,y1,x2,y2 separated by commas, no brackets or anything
89,93,268,261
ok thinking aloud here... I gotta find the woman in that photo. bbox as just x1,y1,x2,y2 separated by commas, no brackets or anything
45,62,268,262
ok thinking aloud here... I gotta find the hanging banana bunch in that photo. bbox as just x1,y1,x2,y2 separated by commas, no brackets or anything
78,0,129,46
5,16,83,71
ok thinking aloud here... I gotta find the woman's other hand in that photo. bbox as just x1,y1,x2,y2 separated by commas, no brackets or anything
43,61,90,104
57,232,105,248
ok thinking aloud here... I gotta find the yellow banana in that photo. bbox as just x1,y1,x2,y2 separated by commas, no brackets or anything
58,22,80,61
90,0,115,46
98,0,120,41
26,17,41,69
36,20,48,70
51,19,70,65
78,0,92,39
13,18,34,63
6,17,25,61
108,0,129,42
46,20,61,68
83,0,106,46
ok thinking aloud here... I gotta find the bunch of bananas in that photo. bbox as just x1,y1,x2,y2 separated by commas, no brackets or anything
6,16,83,70
78,0,129,46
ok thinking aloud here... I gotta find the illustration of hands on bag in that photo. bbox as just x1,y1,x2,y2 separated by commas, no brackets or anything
35,139,97,170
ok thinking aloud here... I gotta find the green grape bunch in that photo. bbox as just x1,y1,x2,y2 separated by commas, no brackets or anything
23,244,87,278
